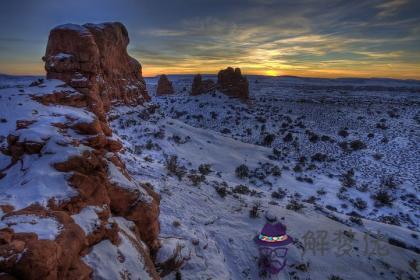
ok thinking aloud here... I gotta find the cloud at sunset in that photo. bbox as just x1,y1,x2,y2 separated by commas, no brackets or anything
0,0,419,78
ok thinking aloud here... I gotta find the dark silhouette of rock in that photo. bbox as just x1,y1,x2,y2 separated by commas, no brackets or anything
156,74,174,95
191,74,216,96
43,22,149,122
217,67,249,99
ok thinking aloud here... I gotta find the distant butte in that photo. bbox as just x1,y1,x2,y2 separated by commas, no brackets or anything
217,67,249,99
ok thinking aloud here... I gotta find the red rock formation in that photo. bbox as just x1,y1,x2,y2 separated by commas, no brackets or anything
156,74,174,95
43,22,150,122
191,74,216,96
0,206,92,280
217,67,249,99
0,22,160,280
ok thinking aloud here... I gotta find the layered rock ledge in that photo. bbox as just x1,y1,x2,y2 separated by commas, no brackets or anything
0,22,160,280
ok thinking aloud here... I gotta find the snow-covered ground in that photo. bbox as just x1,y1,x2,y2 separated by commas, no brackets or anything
146,75,420,231
0,74,418,279
107,75,419,279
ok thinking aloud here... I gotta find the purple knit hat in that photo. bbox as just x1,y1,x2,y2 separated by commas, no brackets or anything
254,222,293,247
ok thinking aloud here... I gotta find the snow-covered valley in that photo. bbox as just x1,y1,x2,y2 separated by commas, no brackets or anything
0,74,419,279
108,75,419,279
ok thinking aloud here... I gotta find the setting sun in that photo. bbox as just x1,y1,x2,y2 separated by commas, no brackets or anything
265,70,279,76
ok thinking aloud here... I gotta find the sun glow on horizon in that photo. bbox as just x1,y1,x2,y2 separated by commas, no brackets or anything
265,70,279,76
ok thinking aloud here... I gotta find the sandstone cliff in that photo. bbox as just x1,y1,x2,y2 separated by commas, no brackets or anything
0,22,160,279
43,22,150,122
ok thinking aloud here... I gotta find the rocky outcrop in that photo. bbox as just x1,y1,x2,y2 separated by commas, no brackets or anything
217,67,249,99
43,22,150,122
0,22,160,280
191,74,216,96
156,75,174,95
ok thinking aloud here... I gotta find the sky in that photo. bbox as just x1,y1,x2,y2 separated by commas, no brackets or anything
0,0,419,78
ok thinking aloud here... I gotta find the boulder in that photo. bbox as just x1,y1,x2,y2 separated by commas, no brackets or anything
191,74,216,96
156,74,174,95
217,67,249,99
43,22,150,121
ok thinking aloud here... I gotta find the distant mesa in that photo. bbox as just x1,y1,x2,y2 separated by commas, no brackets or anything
156,74,174,95
191,74,216,96
43,22,149,121
217,67,249,99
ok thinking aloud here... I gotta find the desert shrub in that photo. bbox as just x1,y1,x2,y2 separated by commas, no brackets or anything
188,173,205,186
293,164,302,173
286,199,304,211
271,165,282,177
338,129,349,137
321,135,331,142
134,145,142,155
388,238,407,249
154,129,165,139
233,184,250,195
349,216,363,225
372,190,394,207
307,164,316,170
352,198,367,210
198,164,212,175
329,275,344,280
311,153,327,162
376,122,388,129
145,139,154,150
298,156,306,164
326,205,338,211
303,177,314,184
317,188,326,195
379,215,401,226
250,201,262,218
165,155,187,180
273,148,281,157
304,196,317,204
215,186,227,198
221,128,231,134
340,169,355,187
308,133,319,143
350,140,366,150
235,164,249,179
283,133,293,142
262,134,275,146
373,153,383,160
271,188,286,199
381,175,399,189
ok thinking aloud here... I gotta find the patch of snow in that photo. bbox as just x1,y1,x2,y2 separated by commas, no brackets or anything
0,214,62,240
83,227,153,280
71,206,103,236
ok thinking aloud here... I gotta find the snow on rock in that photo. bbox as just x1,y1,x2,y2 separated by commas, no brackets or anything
83,217,154,280
0,214,62,240
71,206,103,236
0,71,159,278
